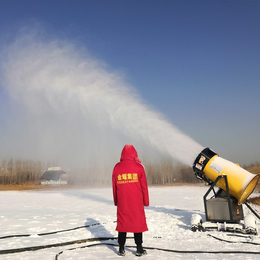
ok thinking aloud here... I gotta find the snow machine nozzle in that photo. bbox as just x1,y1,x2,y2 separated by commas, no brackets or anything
193,147,259,205
193,148,218,183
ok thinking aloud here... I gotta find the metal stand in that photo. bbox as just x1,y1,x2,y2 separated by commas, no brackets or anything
203,175,244,223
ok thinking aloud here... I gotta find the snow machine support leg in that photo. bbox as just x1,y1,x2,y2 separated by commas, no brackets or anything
244,201,260,220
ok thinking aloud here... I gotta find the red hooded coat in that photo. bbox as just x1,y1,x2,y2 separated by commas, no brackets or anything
112,145,149,233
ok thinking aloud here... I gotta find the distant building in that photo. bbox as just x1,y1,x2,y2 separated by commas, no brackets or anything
41,167,68,185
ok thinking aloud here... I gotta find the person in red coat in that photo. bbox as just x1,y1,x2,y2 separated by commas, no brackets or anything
112,144,149,256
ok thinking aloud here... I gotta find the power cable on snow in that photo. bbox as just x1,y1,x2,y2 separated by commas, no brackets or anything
1,221,260,257
0,221,115,240
54,241,260,259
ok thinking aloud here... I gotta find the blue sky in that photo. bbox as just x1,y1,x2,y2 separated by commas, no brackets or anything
0,0,260,166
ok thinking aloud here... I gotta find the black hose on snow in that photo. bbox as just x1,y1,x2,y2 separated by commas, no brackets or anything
1,220,260,258
1,235,260,257
55,241,260,260
0,221,114,240
0,237,117,255
208,234,260,245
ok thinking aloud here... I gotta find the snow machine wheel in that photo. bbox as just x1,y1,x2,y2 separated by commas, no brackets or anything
191,214,203,232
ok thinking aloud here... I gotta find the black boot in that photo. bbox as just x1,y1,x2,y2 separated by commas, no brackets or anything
118,245,126,256
136,244,147,257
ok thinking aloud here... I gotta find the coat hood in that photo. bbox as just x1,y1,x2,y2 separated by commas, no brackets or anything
120,144,141,163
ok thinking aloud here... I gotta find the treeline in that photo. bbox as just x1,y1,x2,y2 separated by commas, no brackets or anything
0,158,199,185
69,159,199,186
0,159,53,185
145,159,199,185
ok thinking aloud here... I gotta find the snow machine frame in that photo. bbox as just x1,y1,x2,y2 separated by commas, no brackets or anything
203,175,244,223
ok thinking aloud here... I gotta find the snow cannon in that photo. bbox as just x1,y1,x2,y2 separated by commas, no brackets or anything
191,148,260,234
193,148,259,205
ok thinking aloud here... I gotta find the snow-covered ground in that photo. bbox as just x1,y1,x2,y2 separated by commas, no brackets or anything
0,185,259,260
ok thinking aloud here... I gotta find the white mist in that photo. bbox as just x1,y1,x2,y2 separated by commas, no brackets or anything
0,32,203,168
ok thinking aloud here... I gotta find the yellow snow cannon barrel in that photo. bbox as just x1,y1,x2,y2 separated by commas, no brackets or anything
193,148,259,205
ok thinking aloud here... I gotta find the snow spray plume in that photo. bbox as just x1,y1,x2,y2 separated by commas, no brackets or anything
0,32,203,168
